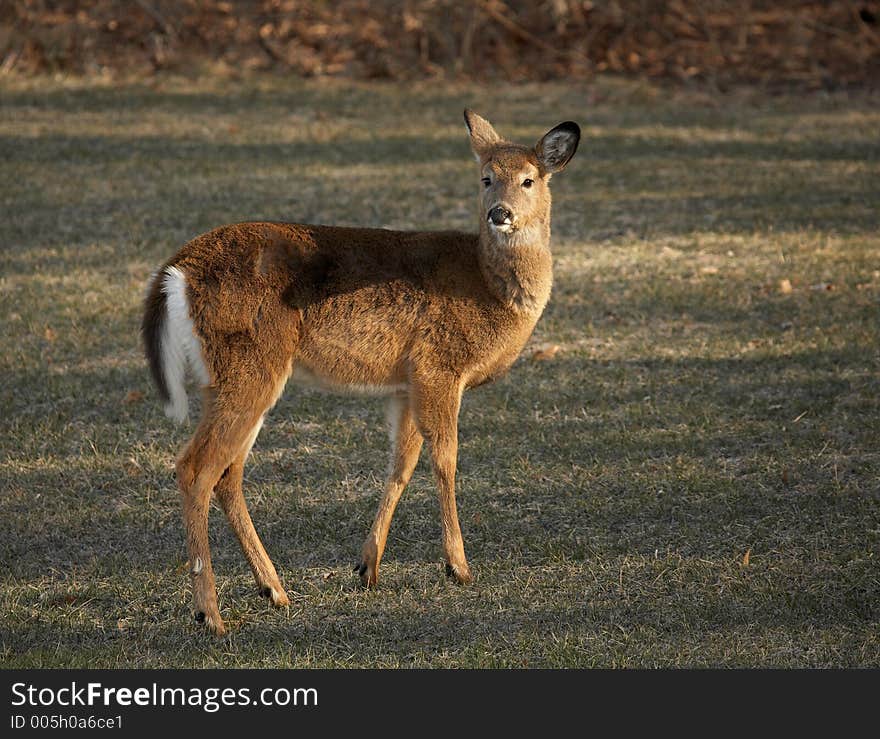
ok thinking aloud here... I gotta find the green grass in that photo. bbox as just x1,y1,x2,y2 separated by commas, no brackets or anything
1,75,878,667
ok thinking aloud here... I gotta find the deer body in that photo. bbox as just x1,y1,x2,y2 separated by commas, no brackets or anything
143,111,579,635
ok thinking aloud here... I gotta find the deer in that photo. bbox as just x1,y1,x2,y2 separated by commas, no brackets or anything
141,110,580,635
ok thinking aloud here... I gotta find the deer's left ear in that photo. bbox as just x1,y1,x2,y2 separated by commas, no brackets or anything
464,109,502,162
536,121,580,174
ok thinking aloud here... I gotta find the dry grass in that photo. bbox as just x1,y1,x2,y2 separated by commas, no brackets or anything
1,76,878,667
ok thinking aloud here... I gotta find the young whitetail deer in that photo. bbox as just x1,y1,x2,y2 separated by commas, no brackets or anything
142,110,580,635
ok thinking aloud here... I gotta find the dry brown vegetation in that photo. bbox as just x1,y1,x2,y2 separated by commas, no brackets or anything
2,1,879,88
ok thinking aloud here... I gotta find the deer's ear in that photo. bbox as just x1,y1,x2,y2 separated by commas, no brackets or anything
536,121,580,174
464,109,501,162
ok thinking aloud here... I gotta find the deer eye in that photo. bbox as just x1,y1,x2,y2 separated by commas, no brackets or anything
481,177,491,188
522,178,534,188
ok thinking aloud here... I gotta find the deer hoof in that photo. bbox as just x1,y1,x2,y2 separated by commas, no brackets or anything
194,610,226,636
445,562,473,585
355,561,378,588
259,586,289,607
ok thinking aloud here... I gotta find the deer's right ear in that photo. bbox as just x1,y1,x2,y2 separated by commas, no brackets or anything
464,109,501,162
536,121,581,175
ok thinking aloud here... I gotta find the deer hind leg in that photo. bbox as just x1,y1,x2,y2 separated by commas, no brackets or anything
176,378,287,635
412,377,472,584
358,394,424,588
214,416,290,608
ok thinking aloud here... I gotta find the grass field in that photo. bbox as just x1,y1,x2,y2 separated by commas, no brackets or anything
1,76,878,667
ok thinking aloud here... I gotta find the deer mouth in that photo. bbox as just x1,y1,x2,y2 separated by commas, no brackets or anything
488,216,516,233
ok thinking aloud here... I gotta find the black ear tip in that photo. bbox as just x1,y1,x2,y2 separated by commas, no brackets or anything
559,121,581,138
463,108,474,131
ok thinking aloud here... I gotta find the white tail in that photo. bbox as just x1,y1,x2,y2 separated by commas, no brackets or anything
159,265,210,423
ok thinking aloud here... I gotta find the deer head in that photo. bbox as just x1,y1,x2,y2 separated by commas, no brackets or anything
464,109,580,243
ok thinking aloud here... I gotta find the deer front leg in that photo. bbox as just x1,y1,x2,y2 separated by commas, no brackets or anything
413,378,472,584
358,395,424,587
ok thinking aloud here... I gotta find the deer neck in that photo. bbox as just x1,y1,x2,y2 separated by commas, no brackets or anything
478,219,553,315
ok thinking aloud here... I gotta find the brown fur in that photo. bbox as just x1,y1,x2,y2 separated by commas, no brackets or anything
142,110,580,635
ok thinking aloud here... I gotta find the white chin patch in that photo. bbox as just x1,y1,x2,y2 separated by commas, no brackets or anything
489,221,514,233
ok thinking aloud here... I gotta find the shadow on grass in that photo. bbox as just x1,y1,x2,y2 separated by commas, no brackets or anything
2,83,879,664
0,84,478,118
3,341,877,578
2,85,878,258
0,133,464,167
2,554,876,668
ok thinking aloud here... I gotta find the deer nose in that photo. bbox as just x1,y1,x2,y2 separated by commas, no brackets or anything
488,206,513,225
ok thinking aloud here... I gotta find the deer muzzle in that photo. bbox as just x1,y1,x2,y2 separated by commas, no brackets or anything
488,205,515,232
